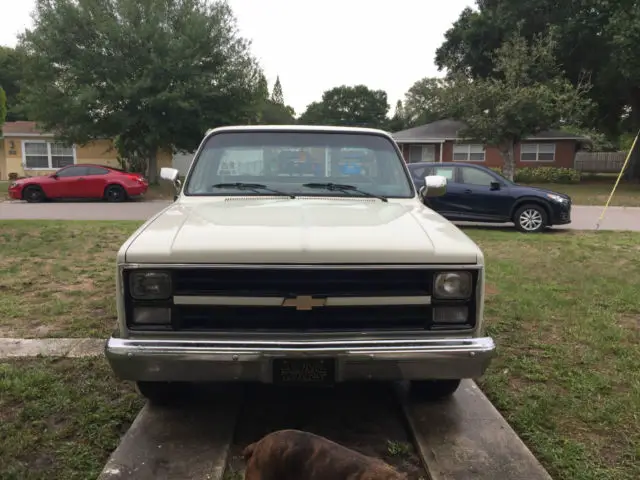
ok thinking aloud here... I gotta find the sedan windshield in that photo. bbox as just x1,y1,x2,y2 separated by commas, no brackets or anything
184,131,414,198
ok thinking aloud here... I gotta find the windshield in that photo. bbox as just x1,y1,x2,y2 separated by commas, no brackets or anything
184,131,415,198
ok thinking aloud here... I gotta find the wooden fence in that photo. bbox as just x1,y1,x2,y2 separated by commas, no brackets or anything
574,151,627,173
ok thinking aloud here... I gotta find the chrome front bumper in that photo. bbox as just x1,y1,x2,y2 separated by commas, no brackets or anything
105,336,496,383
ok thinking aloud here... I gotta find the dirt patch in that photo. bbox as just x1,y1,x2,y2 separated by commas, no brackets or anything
226,383,426,479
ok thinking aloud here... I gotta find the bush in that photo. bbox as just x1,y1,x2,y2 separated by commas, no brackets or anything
490,166,581,184
8,173,19,181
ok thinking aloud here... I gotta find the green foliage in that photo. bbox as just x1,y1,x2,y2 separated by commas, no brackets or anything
490,166,582,184
439,29,592,180
298,85,389,128
434,0,640,178
402,77,449,127
561,125,615,151
387,100,407,132
271,76,285,105
18,0,264,182
0,46,28,121
0,87,6,127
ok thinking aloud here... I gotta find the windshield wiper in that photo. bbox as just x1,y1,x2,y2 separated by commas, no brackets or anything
212,183,296,199
301,183,388,202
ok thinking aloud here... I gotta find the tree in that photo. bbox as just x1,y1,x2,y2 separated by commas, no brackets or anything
297,85,389,128
0,46,28,121
271,76,284,105
298,101,326,125
387,100,407,132
440,30,592,181
434,0,640,178
18,0,264,182
403,77,449,127
0,87,7,127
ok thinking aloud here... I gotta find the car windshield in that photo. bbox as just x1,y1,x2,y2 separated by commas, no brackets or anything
184,131,415,198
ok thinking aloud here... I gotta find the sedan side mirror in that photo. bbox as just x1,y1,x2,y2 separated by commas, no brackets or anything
419,175,447,199
50,173,58,179
490,181,501,191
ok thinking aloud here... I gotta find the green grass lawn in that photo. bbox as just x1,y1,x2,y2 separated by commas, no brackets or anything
467,229,640,480
0,221,140,337
0,357,143,480
529,180,640,207
1,221,638,479
0,181,8,198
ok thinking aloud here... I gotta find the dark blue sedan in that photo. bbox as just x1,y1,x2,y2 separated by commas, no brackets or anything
408,162,572,233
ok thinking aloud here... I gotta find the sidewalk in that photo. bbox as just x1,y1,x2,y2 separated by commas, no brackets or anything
0,337,104,358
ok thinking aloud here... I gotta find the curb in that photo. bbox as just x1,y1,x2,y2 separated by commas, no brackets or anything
400,379,553,480
98,387,241,480
0,337,104,359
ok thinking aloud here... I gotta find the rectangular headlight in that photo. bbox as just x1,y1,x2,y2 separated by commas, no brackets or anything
129,270,172,300
434,271,472,299
433,306,469,324
132,307,172,325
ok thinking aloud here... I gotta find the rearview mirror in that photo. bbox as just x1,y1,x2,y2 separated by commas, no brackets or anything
419,175,447,198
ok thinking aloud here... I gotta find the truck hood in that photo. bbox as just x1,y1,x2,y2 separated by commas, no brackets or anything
122,198,480,264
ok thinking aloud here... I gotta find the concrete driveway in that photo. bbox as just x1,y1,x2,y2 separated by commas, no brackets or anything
0,200,638,231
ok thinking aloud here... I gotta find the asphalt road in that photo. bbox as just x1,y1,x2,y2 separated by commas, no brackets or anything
1,200,638,231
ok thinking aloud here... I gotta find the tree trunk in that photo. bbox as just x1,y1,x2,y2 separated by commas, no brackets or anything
500,141,516,181
626,89,640,182
147,148,159,184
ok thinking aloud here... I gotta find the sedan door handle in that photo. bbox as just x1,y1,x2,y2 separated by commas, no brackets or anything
463,189,473,194
77,177,85,181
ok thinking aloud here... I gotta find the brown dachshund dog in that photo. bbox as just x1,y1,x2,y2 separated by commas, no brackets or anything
243,429,408,480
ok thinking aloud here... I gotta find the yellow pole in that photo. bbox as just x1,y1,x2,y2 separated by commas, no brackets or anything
595,129,640,230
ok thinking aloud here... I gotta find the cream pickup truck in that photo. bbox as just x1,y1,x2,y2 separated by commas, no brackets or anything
105,125,496,404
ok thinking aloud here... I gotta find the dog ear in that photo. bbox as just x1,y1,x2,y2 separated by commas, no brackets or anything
243,442,256,461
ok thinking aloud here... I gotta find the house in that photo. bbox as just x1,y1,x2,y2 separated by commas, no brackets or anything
0,121,173,181
392,119,590,168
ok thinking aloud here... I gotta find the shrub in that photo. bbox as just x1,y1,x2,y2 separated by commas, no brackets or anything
8,172,19,181
490,166,581,184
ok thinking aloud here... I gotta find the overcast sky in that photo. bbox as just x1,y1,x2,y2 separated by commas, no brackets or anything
0,0,474,115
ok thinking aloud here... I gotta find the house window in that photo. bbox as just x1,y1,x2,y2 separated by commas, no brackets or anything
408,145,435,163
453,144,485,162
24,141,75,169
521,143,556,162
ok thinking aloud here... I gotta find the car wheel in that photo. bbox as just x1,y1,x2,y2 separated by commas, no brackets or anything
104,185,127,202
410,379,461,401
136,381,190,406
514,204,548,233
23,186,45,203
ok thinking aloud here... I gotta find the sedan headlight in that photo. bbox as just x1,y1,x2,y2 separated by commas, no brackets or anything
129,271,172,300
546,193,567,203
434,272,472,299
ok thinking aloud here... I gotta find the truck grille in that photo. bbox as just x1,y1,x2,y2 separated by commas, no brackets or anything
125,267,477,332
172,267,432,297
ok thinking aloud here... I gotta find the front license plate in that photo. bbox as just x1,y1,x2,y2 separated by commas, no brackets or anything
272,358,336,385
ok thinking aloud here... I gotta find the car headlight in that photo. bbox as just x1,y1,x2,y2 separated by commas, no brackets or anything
10,182,18,188
129,271,172,300
546,193,567,203
434,272,473,299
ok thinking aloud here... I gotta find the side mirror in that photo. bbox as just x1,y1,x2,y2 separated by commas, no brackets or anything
160,167,179,183
50,173,58,179
490,181,501,191
419,175,447,199
160,167,182,196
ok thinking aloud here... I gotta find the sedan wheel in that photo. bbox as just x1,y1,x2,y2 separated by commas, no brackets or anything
23,186,45,203
514,204,548,233
105,185,127,202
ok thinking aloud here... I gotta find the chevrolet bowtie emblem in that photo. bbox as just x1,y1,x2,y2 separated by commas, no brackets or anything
282,295,327,311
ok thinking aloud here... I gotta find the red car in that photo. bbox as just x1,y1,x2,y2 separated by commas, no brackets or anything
8,164,148,203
